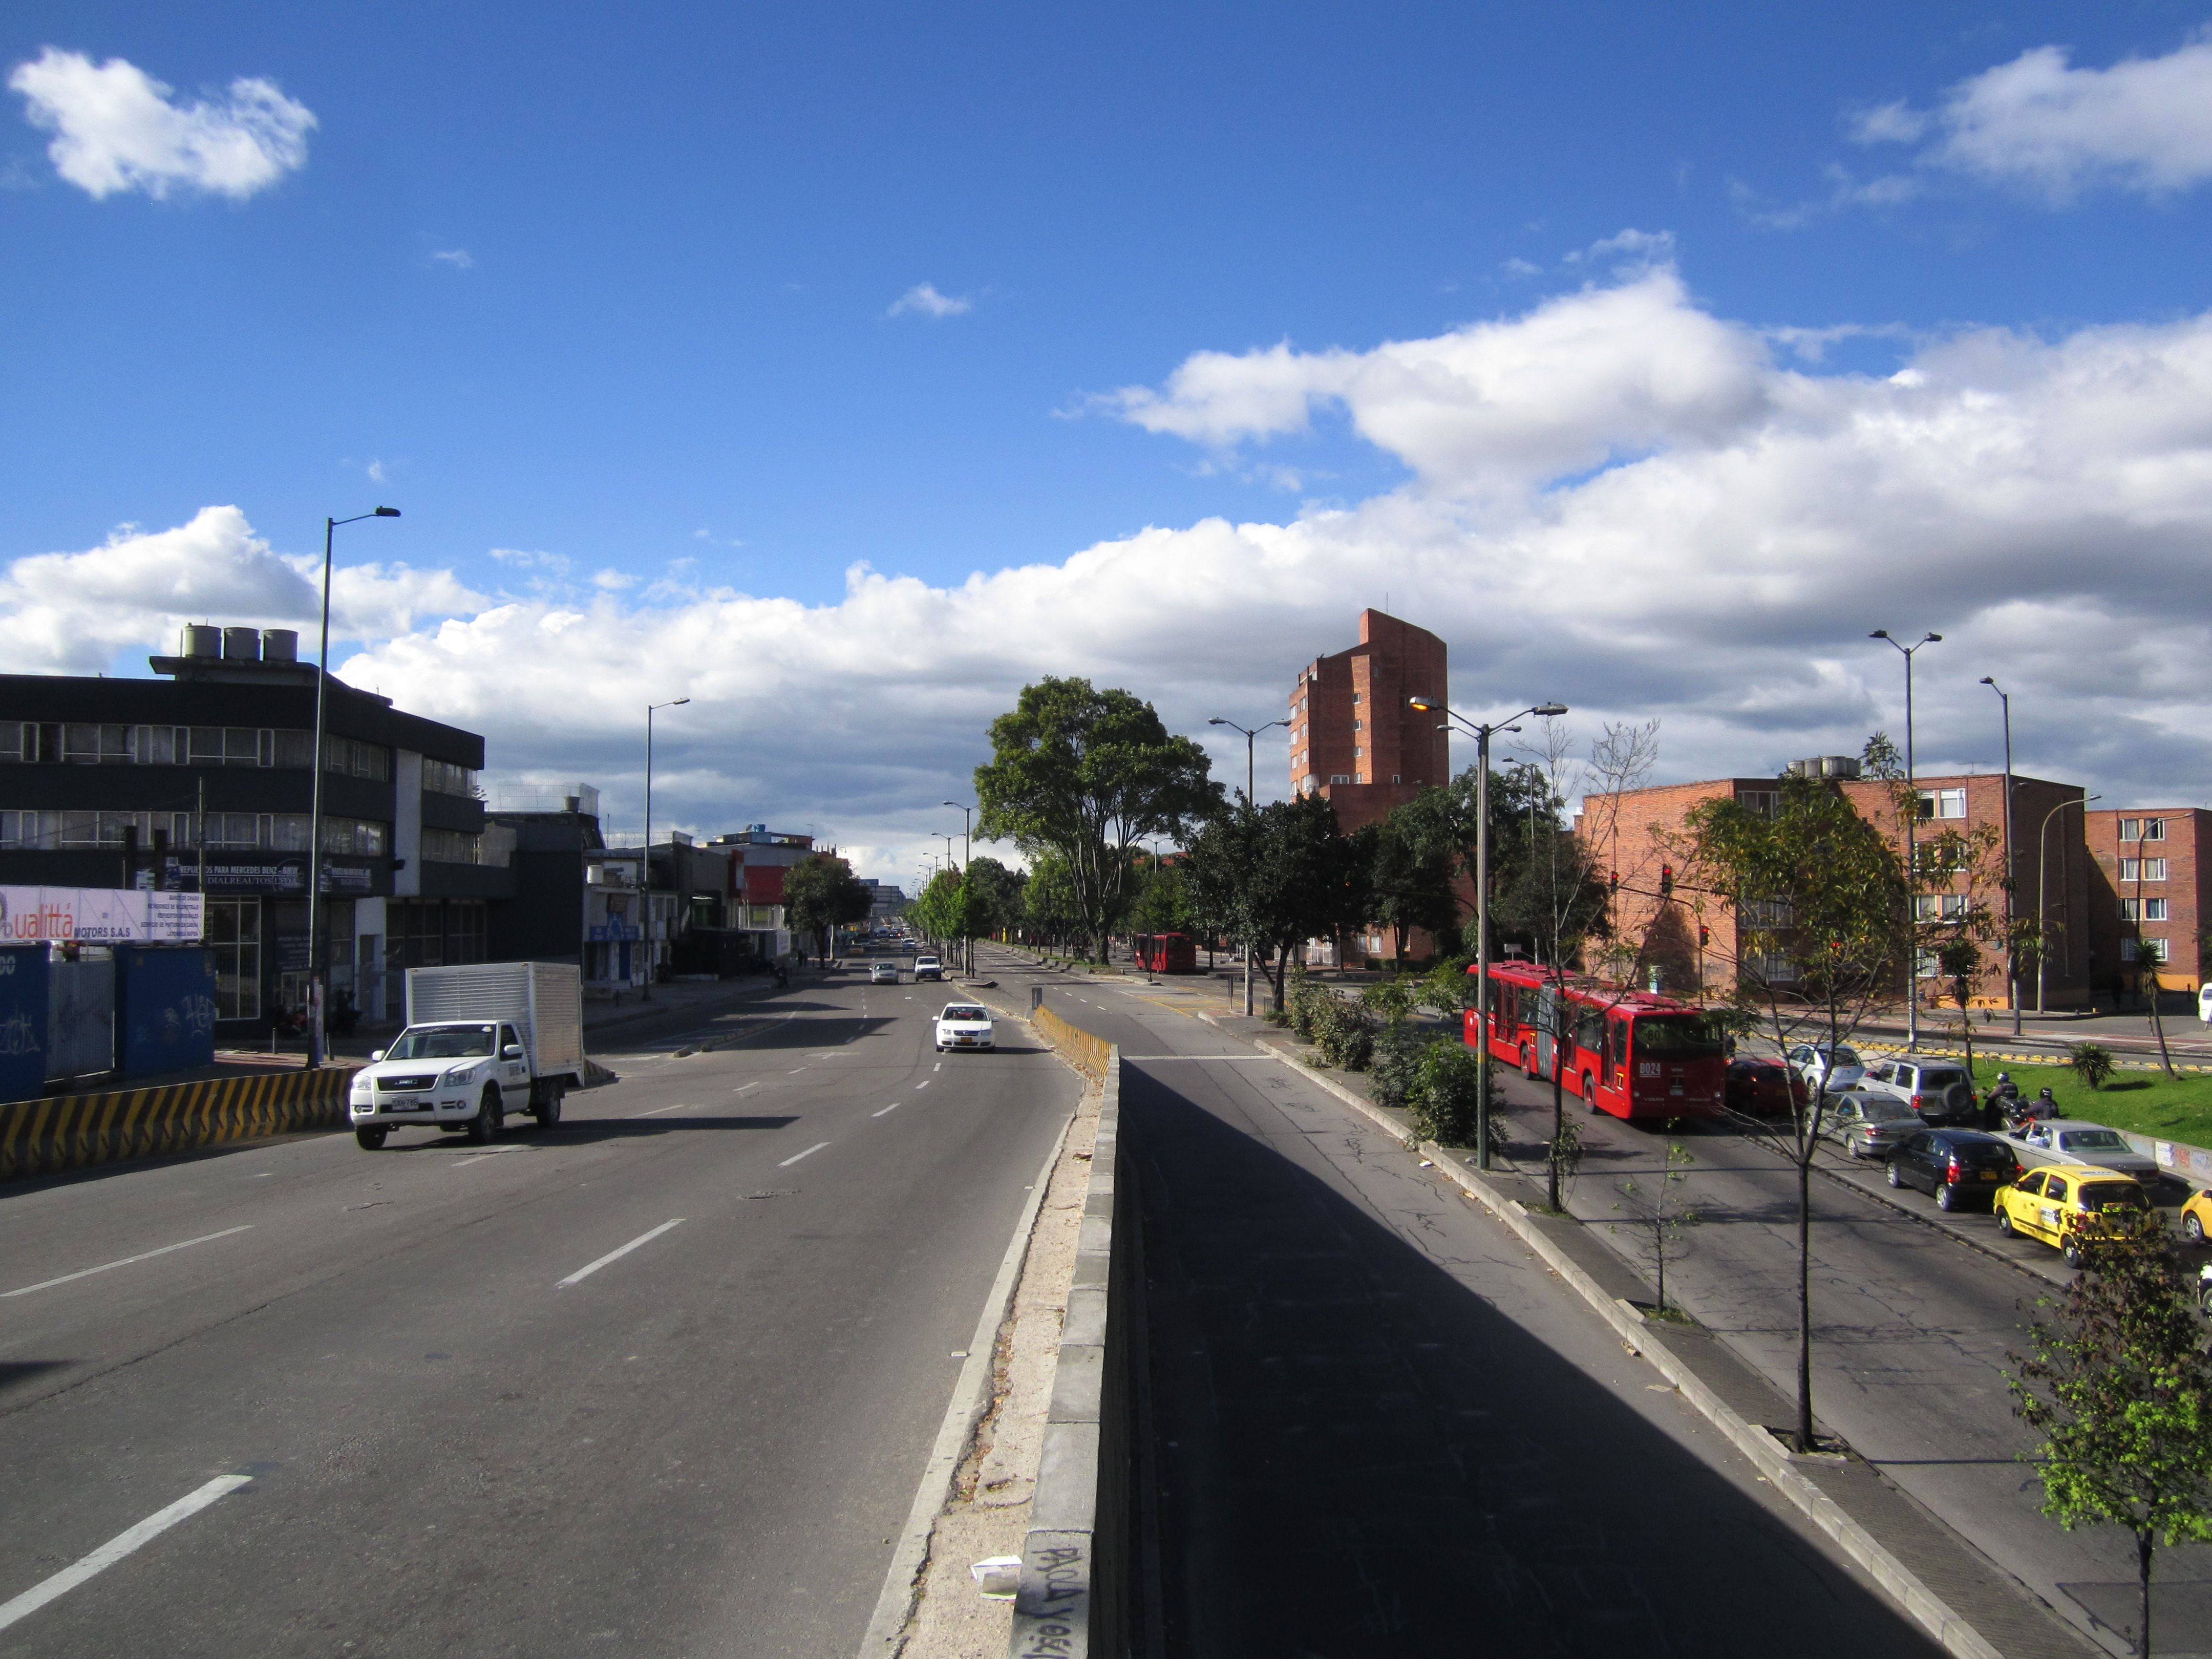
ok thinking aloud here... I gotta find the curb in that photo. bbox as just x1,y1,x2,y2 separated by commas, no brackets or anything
857,1110,1075,1659
1251,1037,2006,1659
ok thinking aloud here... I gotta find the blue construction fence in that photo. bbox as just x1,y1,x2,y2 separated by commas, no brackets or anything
0,943,218,1101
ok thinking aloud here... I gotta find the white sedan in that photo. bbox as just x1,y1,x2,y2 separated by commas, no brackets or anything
935,1003,996,1053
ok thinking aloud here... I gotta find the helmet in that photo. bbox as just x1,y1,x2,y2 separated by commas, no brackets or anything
1996,1072,2010,1082
2038,1087,2056,1099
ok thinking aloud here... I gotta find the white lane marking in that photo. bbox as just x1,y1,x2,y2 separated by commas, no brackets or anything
915,1079,931,1091
3,1226,253,1300
933,1062,942,1073
0,1474,253,1632
732,1082,761,1095
872,1103,900,1117
556,1219,685,1288
779,1141,832,1167
788,1067,808,1075
629,1100,700,1118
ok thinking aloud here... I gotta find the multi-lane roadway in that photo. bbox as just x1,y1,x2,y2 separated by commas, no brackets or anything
0,967,1076,1657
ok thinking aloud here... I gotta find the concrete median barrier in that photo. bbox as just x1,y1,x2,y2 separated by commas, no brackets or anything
2,1065,356,1181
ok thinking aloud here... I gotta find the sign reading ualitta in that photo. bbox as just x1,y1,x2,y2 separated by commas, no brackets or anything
0,886,205,943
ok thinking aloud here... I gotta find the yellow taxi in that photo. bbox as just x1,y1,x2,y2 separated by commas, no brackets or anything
2183,1182,2212,1247
1994,1162,2154,1268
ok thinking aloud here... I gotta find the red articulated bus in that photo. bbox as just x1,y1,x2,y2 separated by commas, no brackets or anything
1133,933,1198,974
1463,961,1726,1121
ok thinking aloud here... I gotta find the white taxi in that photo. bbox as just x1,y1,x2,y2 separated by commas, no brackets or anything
935,1003,996,1053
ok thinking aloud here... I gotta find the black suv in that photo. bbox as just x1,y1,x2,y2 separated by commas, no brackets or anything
1887,1129,2021,1211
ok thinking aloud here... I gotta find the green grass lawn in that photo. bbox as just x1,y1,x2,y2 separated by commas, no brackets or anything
1960,1055,2212,1149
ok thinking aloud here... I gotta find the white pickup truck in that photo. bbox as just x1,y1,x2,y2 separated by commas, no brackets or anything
348,962,587,1150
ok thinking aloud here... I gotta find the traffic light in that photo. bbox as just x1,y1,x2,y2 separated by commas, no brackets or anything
1609,869,1620,896
1698,924,1710,947
1659,863,1674,898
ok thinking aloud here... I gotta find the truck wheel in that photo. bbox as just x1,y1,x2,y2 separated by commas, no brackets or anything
354,1128,387,1151
535,1082,564,1131
468,1084,503,1144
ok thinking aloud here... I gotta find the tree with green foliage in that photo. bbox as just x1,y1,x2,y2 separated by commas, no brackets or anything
1612,1133,1699,1316
1022,852,1083,951
1181,792,1367,1011
2012,1216,2212,1657
1368,801,1461,964
1678,764,1909,1452
782,853,874,967
974,678,1220,962
1128,858,1195,939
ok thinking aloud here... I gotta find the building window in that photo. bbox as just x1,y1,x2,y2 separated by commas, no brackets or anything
2122,937,2171,964
206,899,262,1020
1329,774,1351,785
422,827,483,864
1351,719,1362,731
1917,788,1967,819
2121,898,2170,922
323,817,389,857
322,735,391,780
421,757,479,797
1738,790,1778,819
1914,894,1969,920
2118,817,2166,842
1743,897,1794,927
2118,858,2167,883
386,900,488,970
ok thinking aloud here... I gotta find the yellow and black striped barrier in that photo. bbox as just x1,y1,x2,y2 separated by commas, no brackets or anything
1,1066,357,1182
1033,1002,1112,1080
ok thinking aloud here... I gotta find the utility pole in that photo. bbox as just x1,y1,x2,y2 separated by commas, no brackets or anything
1981,677,2018,1035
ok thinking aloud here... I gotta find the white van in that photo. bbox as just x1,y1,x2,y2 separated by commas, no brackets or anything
2199,982,2212,1024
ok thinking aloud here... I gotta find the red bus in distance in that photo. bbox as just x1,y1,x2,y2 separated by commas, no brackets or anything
1133,933,1198,974
1464,961,1725,1121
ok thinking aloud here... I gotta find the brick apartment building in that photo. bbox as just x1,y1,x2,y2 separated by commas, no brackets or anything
1287,609,1452,964
1288,609,1450,833
1581,759,2093,1009
2086,807,2209,1003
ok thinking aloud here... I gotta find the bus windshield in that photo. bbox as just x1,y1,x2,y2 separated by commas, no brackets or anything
385,1024,498,1060
1631,1014,1725,1058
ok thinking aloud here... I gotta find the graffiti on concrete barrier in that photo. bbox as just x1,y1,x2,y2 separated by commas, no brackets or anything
0,1010,39,1057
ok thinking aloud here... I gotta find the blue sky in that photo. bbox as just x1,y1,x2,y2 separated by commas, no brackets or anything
8,3,2212,880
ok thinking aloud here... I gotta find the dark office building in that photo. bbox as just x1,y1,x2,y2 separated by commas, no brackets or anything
1,626,512,1031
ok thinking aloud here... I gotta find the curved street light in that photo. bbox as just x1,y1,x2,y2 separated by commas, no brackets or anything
2038,793,2097,1015
307,506,400,1070
1408,697,1568,1172
1980,676,2018,1035
944,798,974,973
1208,716,1290,1015
640,697,691,999
1871,629,1941,1049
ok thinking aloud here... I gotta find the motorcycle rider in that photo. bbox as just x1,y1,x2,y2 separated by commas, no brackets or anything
1982,1070,2020,1131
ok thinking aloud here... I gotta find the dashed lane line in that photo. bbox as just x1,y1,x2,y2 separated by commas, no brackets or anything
0,1475,255,1633
3,1226,254,1300
779,1141,833,1167
556,1219,685,1288
873,1103,901,1117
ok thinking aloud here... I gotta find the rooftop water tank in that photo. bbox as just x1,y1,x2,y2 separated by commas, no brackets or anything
261,628,299,662
183,624,221,658
221,626,261,662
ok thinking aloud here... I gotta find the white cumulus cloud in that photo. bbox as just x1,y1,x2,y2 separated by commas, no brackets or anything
8,47,315,201
14,268,2212,878
888,282,972,318
1856,34,2212,202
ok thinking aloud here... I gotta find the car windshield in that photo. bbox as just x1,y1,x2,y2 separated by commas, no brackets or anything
385,1024,497,1060
1860,1098,1917,1121
1919,1070,1966,1090
942,1006,987,1022
2079,1181,2150,1210
2059,1130,2130,1152
1818,1046,1862,1067
1632,1014,1725,1057
1953,1140,2012,1164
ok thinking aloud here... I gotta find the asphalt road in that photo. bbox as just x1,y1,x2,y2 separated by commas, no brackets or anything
0,968,1077,1657
986,950,1942,1658
1479,1070,2212,1656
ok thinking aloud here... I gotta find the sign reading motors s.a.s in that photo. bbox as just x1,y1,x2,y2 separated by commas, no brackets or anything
0,886,205,943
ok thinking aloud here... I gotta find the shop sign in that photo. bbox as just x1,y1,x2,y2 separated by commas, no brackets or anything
0,886,205,943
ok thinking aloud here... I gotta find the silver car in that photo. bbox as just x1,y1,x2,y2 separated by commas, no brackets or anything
1788,1042,1866,1095
1858,1057,1975,1125
1819,1093,1923,1160
2015,1120,2160,1183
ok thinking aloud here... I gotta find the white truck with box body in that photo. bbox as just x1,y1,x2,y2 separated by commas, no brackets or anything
348,962,587,1150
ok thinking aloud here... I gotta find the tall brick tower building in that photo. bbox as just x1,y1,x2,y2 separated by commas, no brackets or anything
1287,609,1450,835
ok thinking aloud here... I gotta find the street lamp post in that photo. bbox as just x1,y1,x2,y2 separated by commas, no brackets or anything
944,799,973,974
641,697,691,1000
1208,716,1289,1016
307,505,400,1070
1871,630,1942,1050
1409,696,1568,1172
2038,794,2097,1014
1980,677,2019,1035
